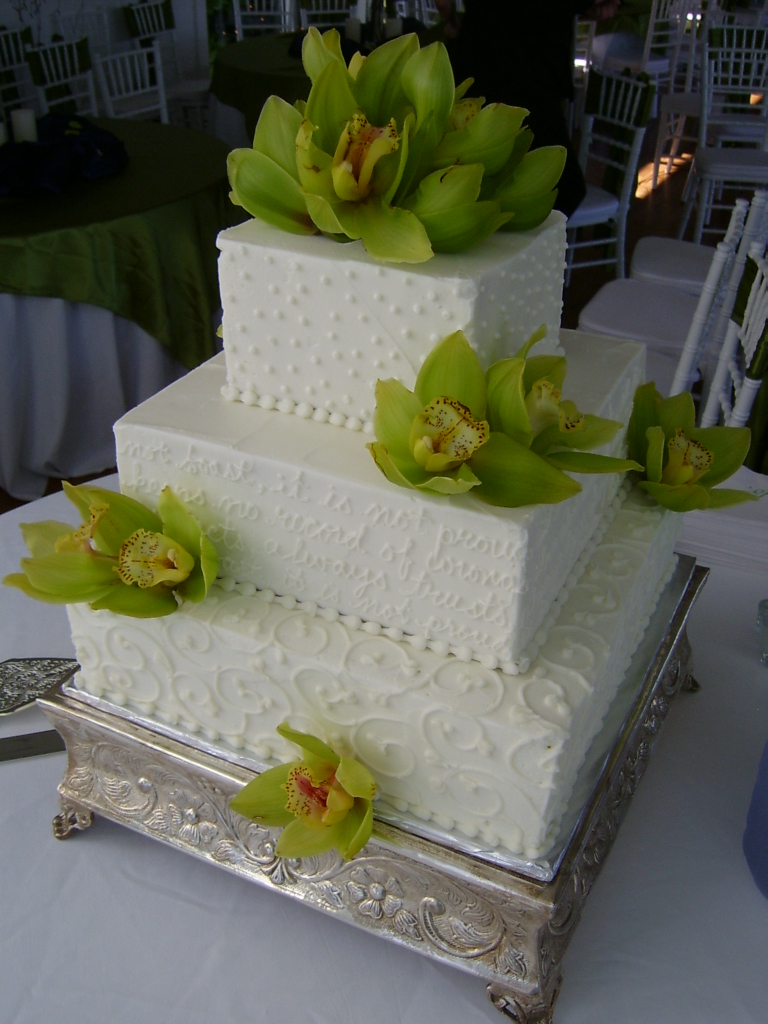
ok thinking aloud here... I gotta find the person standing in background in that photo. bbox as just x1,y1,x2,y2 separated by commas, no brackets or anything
434,0,620,217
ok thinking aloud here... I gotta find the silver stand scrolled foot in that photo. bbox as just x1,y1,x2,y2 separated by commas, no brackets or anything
53,800,94,840
486,976,561,1023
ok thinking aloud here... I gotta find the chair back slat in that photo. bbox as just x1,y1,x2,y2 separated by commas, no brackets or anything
233,0,292,36
300,0,353,30
25,38,97,116
96,40,168,123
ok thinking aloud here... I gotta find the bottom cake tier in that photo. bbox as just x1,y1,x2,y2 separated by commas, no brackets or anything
67,484,682,860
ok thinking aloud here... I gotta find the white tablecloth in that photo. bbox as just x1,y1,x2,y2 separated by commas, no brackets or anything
0,295,186,501
1,485,767,1024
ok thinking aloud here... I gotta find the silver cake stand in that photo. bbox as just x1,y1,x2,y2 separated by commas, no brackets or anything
36,557,708,1023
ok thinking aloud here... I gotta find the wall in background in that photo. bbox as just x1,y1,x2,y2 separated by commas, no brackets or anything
0,0,208,78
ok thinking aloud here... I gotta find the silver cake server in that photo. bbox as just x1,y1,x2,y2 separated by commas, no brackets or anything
0,658,79,716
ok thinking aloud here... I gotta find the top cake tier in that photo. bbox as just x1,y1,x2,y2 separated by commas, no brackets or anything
217,212,566,429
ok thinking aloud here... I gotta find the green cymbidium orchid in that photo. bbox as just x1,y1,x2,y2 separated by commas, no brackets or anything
484,327,643,478
230,723,376,861
367,330,594,506
227,28,566,263
626,383,758,512
3,483,218,617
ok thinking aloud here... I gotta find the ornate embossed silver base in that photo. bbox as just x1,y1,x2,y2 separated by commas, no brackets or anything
38,563,708,1023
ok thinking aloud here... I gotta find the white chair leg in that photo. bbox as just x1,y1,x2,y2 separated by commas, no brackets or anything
678,176,697,239
693,177,712,243
652,116,667,190
728,375,761,426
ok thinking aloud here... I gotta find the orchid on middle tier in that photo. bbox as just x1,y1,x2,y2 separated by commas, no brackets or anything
367,329,642,507
227,29,566,263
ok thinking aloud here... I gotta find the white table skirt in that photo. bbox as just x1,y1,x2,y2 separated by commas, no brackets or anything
0,294,186,501
1,485,767,1024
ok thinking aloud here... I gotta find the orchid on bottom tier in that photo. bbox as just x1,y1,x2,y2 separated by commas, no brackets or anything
227,28,566,263
367,328,642,506
230,724,376,860
3,483,218,616
627,383,757,512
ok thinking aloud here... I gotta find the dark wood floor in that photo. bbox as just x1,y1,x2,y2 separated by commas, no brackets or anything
0,124,694,517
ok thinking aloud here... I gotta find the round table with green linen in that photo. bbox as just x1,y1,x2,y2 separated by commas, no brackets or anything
211,34,310,140
0,118,248,371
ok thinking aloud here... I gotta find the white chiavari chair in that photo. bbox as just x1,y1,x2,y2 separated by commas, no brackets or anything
24,38,98,117
233,0,294,37
96,40,169,123
300,0,353,30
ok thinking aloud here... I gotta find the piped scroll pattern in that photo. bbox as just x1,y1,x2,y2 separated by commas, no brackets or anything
53,711,532,981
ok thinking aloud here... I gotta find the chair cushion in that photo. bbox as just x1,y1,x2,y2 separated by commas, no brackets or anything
630,236,715,295
567,184,620,228
577,279,700,352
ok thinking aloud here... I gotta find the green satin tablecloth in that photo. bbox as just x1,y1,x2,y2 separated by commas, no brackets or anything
0,119,248,370
211,35,310,139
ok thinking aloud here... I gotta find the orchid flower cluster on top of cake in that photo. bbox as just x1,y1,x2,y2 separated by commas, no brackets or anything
227,28,566,263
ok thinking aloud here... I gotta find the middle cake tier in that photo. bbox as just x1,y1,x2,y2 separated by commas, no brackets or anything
115,331,644,670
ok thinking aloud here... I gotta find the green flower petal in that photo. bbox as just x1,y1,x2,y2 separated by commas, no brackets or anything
403,163,484,216
230,762,296,826
63,482,162,555
704,487,759,508
275,816,340,858
645,425,665,483
373,378,422,460
544,451,642,474
353,32,419,128
515,323,548,359
90,583,178,618
523,355,567,393
500,190,558,232
335,758,377,800
419,202,510,253
252,95,302,181
367,442,428,489
336,200,432,263
414,330,487,418
2,572,115,605
378,113,414,206
453,77,473,102
21,551,118,600
20,521,73,557
689,426,751,487
305,59,358,156
494,146,566,207
656,391,696,443
432,103,527,175
470,432,581,507
157,487,200,557
337,799,373,859
400,40,454,136
304,192,348,235
627,383,662,466
485,357,531,442
414,462,481,494
301,26,347,85
276,722,340,768
295,119,334,197
392,113,440,206
228,149,315,235
638,481,710,512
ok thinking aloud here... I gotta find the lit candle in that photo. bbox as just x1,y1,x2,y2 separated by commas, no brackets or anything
11,108,38,143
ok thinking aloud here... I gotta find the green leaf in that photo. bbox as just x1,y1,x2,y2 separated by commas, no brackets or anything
305,59,358,157
414,330,487,418
228,149,315,235
373,378,422,460
420,202,510,253
627,382,662,466
705,487,759,508
295,119,334,197
337,799,373,859
400,41,454,136
20,521,73,557
545,451,642,474
403,163,484,216
2,572,115,605
353,32,419,128
90,583,178,617
276,722,340,768
657,391,696,443
230,763,295,826
645,425,665,483
523,355,567,393
485,358,531,442
335,758,377,800
63,482,162,555
432,103,527,175
252,95,302,181
336,200,433,263
494,146,566,204
638,481,710,511
470,432,582,507
689,426,752,487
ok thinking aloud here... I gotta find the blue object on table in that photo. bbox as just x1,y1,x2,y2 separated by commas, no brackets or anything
0,113,128,197
743,739,768,898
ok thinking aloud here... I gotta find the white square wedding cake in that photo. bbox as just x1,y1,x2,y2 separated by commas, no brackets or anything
66,214,681,860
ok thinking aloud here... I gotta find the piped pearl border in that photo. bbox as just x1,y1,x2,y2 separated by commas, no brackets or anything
221,383,375,434
210,479,631,677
